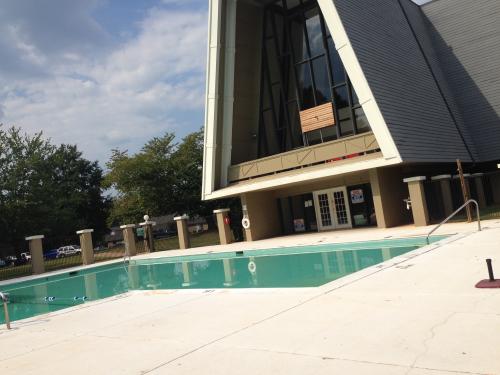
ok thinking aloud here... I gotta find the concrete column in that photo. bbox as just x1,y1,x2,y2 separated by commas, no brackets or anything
25,235,45,275
369,168,410,228
403,176,430,226
174,215,190,249
120,224,137,256
76,229,95,265
139,217,156,253
431,175,454,216
214,208,233,245
490,173,500,204
472,173,487,208
241,191,281,241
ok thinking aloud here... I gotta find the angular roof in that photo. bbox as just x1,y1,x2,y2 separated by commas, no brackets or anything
321,0,477,163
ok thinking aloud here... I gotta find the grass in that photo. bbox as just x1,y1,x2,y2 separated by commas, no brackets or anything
0,230,221,282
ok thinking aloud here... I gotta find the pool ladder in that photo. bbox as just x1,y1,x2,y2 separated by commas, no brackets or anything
0,291,10,330
426,199,481,244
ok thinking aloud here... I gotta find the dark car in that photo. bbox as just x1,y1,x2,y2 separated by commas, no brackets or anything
43,249,59,260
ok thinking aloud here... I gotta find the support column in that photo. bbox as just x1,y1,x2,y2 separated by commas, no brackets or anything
472,173,487,208
139,215,156,253
431,175,454,216
214,208,233,245
181,262,196,287
76,229,95,265
403,176,430,226
120,224,137,256
174,215,190,250
25,235,45,275
369,168,410,228
490,173,500,204
241,191,281,241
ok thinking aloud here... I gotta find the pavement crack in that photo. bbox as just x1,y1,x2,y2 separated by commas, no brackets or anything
405,312,457,375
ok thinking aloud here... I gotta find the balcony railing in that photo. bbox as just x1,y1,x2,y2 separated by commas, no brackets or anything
228,132,380,183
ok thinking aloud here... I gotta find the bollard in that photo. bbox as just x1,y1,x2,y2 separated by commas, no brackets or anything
174,215,190,250
486,259,495,282
214,208,233,245
0,292,10,330
25,235,45,275
76,229,95,265
120,224,137,257
140,215,156,253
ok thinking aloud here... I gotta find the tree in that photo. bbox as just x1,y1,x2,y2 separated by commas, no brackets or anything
105,129,221,226
0,125,110,255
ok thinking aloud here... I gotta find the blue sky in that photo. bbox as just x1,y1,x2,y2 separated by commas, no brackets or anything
0,0,430,165
0,0,208,165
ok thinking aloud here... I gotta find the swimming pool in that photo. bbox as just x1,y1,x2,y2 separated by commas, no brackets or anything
1,236,446,323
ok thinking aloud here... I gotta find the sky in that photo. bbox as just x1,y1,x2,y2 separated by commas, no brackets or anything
0,0,208,165
0,0,430,166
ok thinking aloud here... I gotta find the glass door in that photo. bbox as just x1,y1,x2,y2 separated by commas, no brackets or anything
313,187,352,231
313,189,336,231
331,187,352,229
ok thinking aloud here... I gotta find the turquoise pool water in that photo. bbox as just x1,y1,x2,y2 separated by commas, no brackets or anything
0,236,445,323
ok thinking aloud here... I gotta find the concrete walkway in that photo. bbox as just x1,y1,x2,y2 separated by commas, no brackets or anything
0,221,499,374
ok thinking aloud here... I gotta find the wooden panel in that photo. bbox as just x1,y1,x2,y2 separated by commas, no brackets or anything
299,103,335,133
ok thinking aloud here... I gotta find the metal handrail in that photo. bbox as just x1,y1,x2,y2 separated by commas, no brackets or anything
0,291,10,330
426,199,481,244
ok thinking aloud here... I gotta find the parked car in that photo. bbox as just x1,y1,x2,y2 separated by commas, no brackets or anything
56,245,82,258
20,252,31,261
4,255,17,266
0,258,6,267
44,249,59,260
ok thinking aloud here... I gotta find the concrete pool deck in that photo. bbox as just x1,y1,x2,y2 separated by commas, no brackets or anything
1,220,499,374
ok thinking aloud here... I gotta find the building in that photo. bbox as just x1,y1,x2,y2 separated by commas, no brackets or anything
202,0,500,241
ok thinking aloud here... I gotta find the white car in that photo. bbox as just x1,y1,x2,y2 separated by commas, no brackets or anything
56,245,82,258
20,252,31,261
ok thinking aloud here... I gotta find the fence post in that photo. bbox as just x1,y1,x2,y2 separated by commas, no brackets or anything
140,215,156,253
174,215,190,250
76,229,95,265
120,224,137,256
214,208,233,245
25,235,45,275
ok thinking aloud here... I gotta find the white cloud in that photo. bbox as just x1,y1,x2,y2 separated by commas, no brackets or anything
0,3,207,165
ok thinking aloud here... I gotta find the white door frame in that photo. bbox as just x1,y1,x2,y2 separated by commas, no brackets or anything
313,187,353,231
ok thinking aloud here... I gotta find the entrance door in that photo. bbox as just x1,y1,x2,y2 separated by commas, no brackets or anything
313,187,352,231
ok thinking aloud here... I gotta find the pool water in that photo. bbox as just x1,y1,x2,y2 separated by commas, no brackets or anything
0,236,445,323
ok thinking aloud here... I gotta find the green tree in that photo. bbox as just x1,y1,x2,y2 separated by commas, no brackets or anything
0,125,110,255
105,129,221,226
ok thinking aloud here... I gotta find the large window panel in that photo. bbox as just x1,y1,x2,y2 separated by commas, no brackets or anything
327,38,345,85
305,9,323,58
298,62,315,109
256,1,372,159
312,57,331,105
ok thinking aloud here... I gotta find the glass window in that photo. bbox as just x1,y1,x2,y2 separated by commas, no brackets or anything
334,85,349,112
306,129,322,145
351,87,360,105
321,125,337,142
305,9,323,58
298,63,315,109
312,57,331,105
288,103,303,148
340,118,354,137
328,38,345,84
291,19,308,63
354,107,371,133
263,110,279,154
